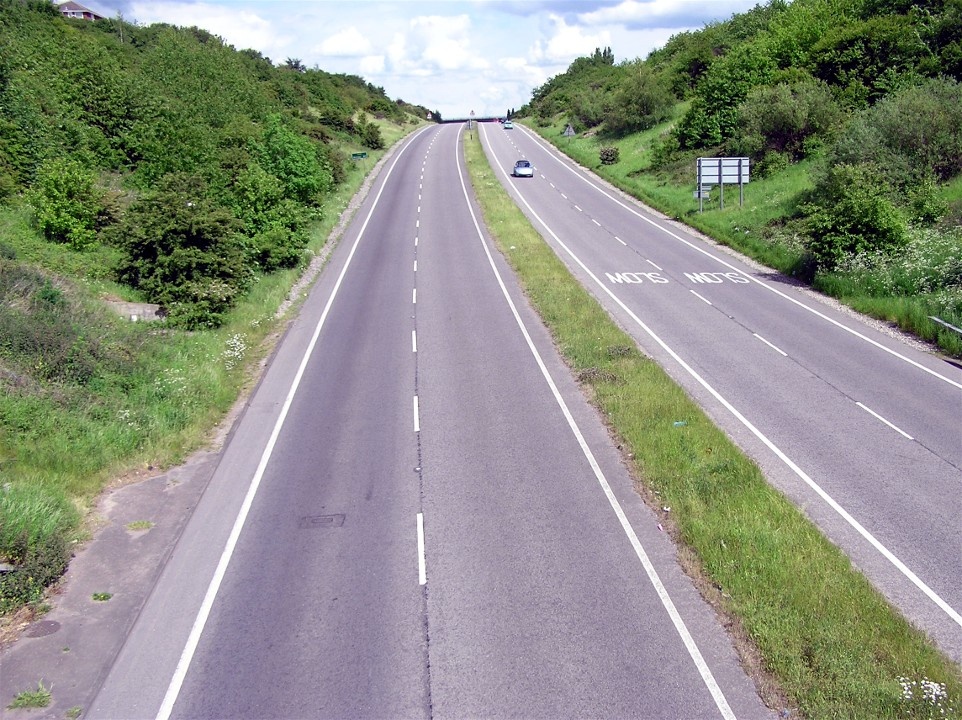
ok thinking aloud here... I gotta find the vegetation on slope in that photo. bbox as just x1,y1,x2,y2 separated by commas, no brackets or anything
517,0,962,356
0,0,431,613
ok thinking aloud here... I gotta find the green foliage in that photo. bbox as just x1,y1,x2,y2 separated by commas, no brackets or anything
26,158,102,250
804,164,908,270
254,115,333,204
599,146,620,165
809,14,928,107
0,481,76,612
115,174,251,328
605,63,673,135
676,43,777,149
828,78,962,185
728,78,842,166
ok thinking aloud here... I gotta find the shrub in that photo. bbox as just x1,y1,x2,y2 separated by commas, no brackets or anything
254,115,333,204
599,146,620,165
729,78,842,162
803,163,908,270
116,173,252,329
604,64,673,136
26,158,102,250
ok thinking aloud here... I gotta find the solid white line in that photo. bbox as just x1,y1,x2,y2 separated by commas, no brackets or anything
412,330,417,353
646,259,663,271
417,513,426,585
492,124,962,631
520,126,962,391
856,402,914,440
413,396,420,432
753,333,787,357
690,290,712,306
471,125,736,719
154,126,433,720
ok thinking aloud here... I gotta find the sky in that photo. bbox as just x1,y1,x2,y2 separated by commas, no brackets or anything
84,0,762,120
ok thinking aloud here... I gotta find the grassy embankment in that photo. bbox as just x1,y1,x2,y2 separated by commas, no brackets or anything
527,115,962,358
0,116,418,616
463,129,962,718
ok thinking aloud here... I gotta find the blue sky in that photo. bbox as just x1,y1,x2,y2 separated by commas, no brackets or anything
85,0,761,119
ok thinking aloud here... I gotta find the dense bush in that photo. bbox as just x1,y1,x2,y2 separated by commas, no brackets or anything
803,163,908,270
675,43,777,149
26,158,103,250
809,14,927,107
828,78,962,185
604,64,673,136
115,173,252,328
599,146,620,165
728,78,842,166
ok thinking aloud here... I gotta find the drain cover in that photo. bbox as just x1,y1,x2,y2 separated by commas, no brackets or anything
25,620,61,638
298,514,345,529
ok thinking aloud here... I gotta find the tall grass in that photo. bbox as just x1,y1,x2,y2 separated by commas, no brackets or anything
464,128,962,719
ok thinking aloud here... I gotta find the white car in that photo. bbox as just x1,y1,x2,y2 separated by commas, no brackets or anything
512,159,534,178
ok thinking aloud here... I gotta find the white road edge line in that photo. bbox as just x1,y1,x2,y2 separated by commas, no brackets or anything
753,333,787,357
467,126,737,720
417,513,427,585
519,126,962,391
154,126,434,720
856,402,914,440
488,125,962,631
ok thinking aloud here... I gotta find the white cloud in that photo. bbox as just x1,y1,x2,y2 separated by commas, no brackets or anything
528,13,611,65
318,27,372,58
127,2,287,55
577,0,759,30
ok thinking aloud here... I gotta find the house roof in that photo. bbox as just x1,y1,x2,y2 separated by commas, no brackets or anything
57,1,106,20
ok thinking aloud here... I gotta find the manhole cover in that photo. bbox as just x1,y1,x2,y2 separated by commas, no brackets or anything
299,514,345,529
25,620,60,638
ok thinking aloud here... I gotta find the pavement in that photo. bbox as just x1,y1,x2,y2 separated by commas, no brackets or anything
0,445,221,719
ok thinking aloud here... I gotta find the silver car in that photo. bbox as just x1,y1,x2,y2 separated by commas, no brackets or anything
512,159,534,178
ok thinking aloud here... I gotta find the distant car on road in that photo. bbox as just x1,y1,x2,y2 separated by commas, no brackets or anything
503,120,514,129
512,159,534,178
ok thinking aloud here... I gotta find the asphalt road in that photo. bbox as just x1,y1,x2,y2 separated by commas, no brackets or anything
85,125,775,718
482,120,962,665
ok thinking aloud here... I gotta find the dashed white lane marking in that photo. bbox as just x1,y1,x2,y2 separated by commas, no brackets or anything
646,259,663,271
592,219,601,227
412,330,417,353
615,236,627,246
468,125,736,720
753,333,787,357
413,396,420,432
856,402,914,440
574,204,582,212
690,290,712,306
413,288,417,304
414,260,418,273
416,513,427,585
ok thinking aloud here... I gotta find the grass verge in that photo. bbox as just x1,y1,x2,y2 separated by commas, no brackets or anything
463,128,962,718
